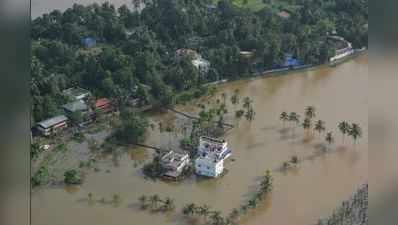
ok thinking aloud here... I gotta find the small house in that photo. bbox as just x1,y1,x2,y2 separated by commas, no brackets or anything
95,98,113,113
36,115,68,136
160,151,190,178
62,87,91,102
62,100,89,115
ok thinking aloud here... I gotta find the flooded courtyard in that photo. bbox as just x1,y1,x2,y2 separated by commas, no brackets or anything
31,54,368,225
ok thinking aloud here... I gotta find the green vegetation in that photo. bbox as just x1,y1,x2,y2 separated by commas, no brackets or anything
139,195,175,212
64,169,82,184
181,170,273,224
142,156,166,179
31,143,43,160
31,0,367,125
314,184,368,225
112,111,149,145
279,106,363,147
32,166,50,187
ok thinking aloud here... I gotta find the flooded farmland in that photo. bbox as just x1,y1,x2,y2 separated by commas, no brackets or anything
31,54,368,225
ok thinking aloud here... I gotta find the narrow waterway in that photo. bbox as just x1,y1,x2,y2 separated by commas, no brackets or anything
31,54,368,225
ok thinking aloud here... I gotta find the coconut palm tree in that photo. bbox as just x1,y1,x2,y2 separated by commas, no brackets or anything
112,194,120,205
288,112,300,136
245,106,256,122
163,197,175,211
349,123,362,145
229,208,240,222
182,203,196,216
302,118,312,137
305,106,316,120
240,205,248,214
149,194,160,210
88,192,93,202
314,120,326,138
243,97,252,110
231,89,240,105
198,204,210,220
325,132,334,150
338,121,351,144
210,211,223,225
139,195,147,209
280,112,289,128
221,92,227,104
248,199,258,208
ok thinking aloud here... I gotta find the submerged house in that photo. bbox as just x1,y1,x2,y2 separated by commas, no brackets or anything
160,151,190,179
36,115,68,136
195,137,231,178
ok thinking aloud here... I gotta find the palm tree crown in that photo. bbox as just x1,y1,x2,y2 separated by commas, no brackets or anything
288,112,300,124
338,121,351,143
305,106,316,119
314,120,326,136
302,118,312,130
280,111,289,127
349,123,362,144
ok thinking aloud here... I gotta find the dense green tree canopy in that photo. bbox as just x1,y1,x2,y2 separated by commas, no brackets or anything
31,0,367,123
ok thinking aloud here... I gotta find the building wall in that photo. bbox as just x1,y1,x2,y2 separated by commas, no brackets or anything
195,158,224,177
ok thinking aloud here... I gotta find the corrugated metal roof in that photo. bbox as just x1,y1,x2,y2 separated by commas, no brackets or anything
37,115,68,129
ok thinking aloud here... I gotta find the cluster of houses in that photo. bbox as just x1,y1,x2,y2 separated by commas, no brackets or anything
35,87,113,137
159,136,232,179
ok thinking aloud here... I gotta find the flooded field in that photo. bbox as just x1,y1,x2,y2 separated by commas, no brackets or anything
31,54,368,225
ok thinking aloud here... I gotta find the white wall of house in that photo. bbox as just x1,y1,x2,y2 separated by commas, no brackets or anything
195,157,224,178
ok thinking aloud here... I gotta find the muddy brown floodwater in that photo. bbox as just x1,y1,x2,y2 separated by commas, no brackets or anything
31,54,368,225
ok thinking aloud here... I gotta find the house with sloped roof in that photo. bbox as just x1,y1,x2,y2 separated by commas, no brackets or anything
36,115,68,136
95,98,113,113
62,100,88,114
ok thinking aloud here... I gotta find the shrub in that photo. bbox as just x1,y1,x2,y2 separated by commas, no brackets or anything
64,169,82,184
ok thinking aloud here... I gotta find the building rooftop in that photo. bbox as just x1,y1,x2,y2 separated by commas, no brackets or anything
95,98,110,108
62,100,88,113
277,11,291,19
198,136,230,162
37,115,68,129
62,87,91,100
161,151,189,168
176,48,201,60
200,136,226,145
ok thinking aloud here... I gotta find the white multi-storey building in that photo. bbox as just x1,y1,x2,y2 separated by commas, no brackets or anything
195,137,231,178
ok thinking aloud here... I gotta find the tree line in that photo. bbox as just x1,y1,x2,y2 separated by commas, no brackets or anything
31,0,367,124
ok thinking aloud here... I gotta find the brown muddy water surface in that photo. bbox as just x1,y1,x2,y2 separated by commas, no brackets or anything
32,54,368,225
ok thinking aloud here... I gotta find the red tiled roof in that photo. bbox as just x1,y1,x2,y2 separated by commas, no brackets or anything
95,98,110,108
